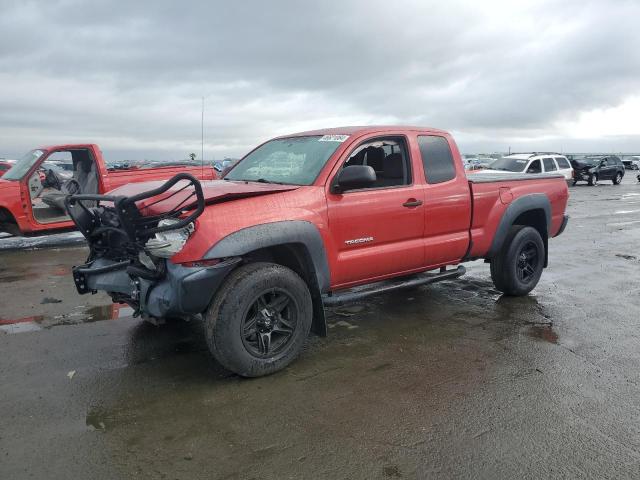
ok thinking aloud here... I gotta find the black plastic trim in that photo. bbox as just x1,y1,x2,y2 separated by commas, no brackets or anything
555,214,569,237
205,221,331,293
487,194,551,259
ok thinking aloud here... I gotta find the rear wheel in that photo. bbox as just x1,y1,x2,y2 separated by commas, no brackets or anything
613,172,623,185
490,226,545,296
204,262,313,377
588,174,598,186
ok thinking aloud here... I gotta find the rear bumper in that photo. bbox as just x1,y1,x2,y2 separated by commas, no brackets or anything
73,257,241,318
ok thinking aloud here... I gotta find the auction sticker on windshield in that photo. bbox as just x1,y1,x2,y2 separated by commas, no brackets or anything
319,135,349,142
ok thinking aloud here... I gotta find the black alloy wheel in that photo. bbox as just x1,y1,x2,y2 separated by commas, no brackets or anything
241,289,298,358
205,262,313,377
516,241,540,284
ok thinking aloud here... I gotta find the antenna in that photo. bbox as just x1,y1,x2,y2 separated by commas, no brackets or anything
201,96,205,176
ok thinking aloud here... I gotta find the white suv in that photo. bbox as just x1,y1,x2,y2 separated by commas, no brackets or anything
484,153,574,181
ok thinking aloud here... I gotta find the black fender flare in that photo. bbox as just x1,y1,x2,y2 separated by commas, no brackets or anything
204,220,331,336
487,194,551,260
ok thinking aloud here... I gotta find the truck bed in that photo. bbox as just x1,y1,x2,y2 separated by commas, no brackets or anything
467,173,569,259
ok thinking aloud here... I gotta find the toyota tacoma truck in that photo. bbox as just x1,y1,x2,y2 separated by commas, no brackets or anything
0,144,216,236
66,126,569,377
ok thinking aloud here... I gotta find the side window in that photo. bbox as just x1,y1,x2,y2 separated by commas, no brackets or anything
341,137,411,189
607,157,616,166
543,157,557,171
556,157,571,169
527,159,542,173
46,151,74,171
418,135,456,184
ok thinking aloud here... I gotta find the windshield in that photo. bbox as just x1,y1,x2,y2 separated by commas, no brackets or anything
225,135,346,185
489,157,529,172
2,149,45,180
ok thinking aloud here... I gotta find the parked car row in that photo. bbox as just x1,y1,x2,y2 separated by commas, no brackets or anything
465,152,635,186
470,152,574,182
622,156,640,170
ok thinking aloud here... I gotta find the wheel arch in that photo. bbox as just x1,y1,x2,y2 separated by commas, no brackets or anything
487,194,551,267
205,221,330,336
0,206,20,236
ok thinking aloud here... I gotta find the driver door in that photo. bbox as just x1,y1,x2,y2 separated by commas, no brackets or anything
599,157,614,180
326,136,425,288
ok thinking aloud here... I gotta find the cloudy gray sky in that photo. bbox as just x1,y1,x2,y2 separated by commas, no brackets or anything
1,0,639,160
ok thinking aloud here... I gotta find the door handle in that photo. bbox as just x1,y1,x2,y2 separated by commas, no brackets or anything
403,199,423,208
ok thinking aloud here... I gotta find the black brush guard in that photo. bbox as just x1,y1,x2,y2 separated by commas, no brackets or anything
65,173,206,297
65,172,205,244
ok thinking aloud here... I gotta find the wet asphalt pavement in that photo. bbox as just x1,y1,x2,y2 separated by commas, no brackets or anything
1,177,640,479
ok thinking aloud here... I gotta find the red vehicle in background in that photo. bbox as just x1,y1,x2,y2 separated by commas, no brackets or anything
0,144,216,236
0,160,14,176
67,126,569,377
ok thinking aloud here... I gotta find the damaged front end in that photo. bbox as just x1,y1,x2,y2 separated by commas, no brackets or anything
66,173,238,320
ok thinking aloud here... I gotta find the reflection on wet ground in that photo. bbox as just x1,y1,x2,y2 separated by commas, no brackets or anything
0,303,134,333
527,324,558,343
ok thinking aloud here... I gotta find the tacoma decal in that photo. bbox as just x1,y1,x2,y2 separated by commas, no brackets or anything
345,236,374,245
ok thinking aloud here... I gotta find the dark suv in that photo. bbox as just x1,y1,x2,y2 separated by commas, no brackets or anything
571,155,625,186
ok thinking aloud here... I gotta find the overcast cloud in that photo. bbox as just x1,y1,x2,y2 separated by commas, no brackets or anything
1,0,639,160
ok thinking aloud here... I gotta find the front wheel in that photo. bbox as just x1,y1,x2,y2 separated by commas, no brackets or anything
490,226,545,296
205,262,313,377
613,172,623,185
588,174,598,186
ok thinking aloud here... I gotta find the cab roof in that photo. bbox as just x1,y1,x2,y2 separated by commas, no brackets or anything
275,125,449,139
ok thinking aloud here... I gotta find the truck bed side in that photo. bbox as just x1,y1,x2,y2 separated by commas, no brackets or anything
467,174,569,259
104,165,216,191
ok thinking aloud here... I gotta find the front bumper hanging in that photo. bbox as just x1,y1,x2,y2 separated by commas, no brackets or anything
72,257,241,318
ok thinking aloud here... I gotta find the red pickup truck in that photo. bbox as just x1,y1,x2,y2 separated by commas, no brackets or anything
0,144,216,236
66,126,569,377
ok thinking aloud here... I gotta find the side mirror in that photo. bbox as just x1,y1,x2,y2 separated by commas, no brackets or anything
332,165,376,193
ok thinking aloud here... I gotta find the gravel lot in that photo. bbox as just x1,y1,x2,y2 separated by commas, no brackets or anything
1,177,640,479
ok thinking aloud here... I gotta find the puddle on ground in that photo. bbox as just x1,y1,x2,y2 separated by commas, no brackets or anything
0,263,71,283
0,304,134,334
527,324,558,344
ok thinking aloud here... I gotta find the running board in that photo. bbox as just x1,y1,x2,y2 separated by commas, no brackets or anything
322,265,466,307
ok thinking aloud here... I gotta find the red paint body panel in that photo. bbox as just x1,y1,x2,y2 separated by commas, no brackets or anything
109,179,299,216
0,144,216,235
162,126,569,291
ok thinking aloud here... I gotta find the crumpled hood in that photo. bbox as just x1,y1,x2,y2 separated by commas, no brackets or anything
571,160,596,172
107,179,300,216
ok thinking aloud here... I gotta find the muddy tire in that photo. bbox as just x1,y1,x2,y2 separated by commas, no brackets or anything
613,172,623,185
204,262,313,377
490,226,545,296
588,174,598,186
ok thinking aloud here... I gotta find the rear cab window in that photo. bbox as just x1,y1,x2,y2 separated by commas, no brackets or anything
417,135,456,184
